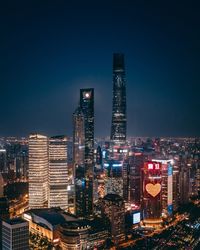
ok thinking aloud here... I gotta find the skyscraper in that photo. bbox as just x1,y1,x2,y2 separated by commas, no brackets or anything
126,152,144,205
80,88,94,217
73,106,85,171
29,134,48,209
48,135,68,211
111,53,127,144
102,194,125,244
142,161,162,228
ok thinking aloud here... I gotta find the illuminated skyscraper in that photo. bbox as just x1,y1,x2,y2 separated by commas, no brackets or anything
80,88,94,217
128,152,144,206
142,161,162,228
152,159,173,216
48,135,68,211
104,160,123,197
29,134,48,209
73,106,85,171
111,53,127,144
102,194,125,244
96,145,102,166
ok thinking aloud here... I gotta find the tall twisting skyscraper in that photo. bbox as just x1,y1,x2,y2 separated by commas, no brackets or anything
80,88,94,217
111,53,127,144
29,134,48,209
48,135,68,211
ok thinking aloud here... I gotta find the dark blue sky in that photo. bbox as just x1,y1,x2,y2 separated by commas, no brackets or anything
0,0,200,137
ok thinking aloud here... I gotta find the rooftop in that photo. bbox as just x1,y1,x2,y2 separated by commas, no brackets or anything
4,218,27,225
26,208,77,227
103,193,124,202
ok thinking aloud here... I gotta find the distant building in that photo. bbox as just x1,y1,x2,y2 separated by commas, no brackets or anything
2,218,29,250
173,164,180,211
102,193,125,244
48,135,68,211
111,53,127,144
0,149,6,173
104,160,123,197
0,173,4,197
179,164,190,204
29,134,48,209
196,163,200,196
96,145,102,166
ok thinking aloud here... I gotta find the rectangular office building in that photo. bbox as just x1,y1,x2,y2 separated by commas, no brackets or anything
2,218,29,250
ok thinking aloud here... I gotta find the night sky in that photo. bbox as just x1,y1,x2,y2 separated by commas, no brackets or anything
0,0,200,137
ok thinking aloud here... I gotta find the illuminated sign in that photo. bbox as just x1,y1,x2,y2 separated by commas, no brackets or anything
133,212,141,224
168,205,173,215
133,152,142,156
168,164,173,176
53,239,59,243
112,164,122,167
146,183,161,197
147,162,161,170
148,163,153,169
104,163,109,167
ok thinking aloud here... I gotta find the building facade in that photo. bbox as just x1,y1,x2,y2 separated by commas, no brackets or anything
73,106,85,171
128,152,144,206
104,160,123,197
142,161,162,227
152,159,173,217
29,134,48,209
111,53,127,144
2,218,29,250
102,193,125,244
48,135,68,211
79,88,94,217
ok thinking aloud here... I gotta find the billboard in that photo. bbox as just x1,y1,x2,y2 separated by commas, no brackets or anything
133,212,141,224
144,162,162,198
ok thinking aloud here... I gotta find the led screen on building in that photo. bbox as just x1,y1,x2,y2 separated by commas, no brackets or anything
133,212,141,224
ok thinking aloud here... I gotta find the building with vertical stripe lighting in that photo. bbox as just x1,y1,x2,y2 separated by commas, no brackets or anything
29,134,48,209
48,135,68,211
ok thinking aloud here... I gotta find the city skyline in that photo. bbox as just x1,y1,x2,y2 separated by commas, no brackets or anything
1,1,200,137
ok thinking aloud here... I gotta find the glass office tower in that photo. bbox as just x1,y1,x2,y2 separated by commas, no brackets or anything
111,53,127,144
79,88,94,217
